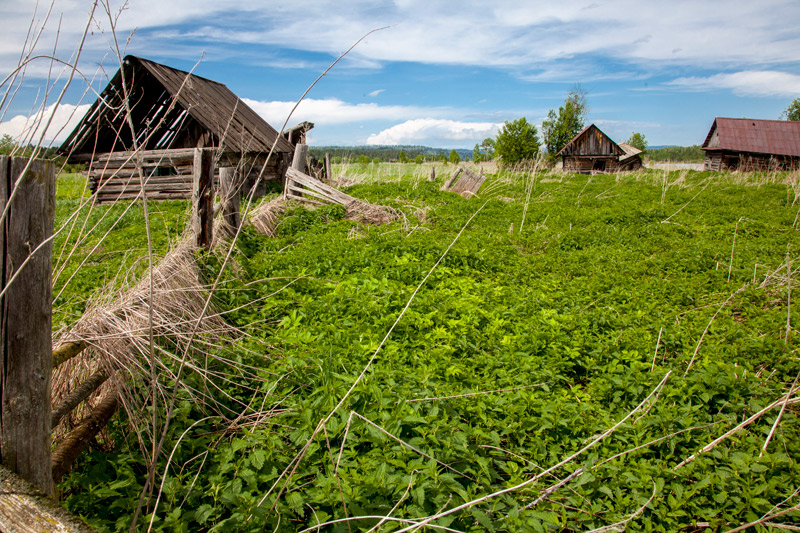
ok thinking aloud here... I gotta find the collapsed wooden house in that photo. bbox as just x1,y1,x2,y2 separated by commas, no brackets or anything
701,118,800,171
60,55,298,203
557,124,643,173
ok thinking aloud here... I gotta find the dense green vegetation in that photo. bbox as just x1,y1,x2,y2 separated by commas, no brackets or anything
57,167,800,531
53,173,189,330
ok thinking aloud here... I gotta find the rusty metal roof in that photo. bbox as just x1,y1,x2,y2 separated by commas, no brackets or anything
61,55,295,155
701,117,800,157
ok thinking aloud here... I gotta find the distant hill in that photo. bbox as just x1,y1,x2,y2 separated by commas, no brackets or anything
308,145,472,162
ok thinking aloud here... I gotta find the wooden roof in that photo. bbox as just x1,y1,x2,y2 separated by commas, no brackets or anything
60,55,295,156
702,117,800,157
556,124,625,157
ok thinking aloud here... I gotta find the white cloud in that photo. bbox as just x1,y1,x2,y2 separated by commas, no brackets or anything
368,89,385,97
242,97,440,126
0,103,90,145
667,71,800,97
4,0,800,84
366,119,501,147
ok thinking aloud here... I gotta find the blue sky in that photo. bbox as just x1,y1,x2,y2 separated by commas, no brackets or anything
1,0,799,149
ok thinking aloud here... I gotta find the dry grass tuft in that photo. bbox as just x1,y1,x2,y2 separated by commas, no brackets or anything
51,237,236,441
249,197,288,237
344,199,401,226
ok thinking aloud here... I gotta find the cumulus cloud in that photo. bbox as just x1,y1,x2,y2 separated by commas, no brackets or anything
667,70,800,97
366,119,502,147
242,97,440,126
0,103,90,145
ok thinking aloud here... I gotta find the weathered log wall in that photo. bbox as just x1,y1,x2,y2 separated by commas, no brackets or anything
75,149,288,203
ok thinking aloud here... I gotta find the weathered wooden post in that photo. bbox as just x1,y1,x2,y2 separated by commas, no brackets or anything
324,153,332,184
219,167,240,238
192,148,214,249
429,167,436,182
0,156,55,496
292,143,308,172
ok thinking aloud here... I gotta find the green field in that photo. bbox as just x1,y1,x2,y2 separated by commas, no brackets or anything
56,167,800,531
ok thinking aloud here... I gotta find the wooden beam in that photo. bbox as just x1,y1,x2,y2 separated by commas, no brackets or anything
0,157,55,496
325,153,332,184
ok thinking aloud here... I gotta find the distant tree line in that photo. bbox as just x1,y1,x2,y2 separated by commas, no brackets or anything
309,145,471,163
644,145,705,163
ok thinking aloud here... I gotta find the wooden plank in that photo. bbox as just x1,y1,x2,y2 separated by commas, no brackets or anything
192,148,214,249
442,168,462,190
285,167,354,205
1,158,55,496
287,185,336,204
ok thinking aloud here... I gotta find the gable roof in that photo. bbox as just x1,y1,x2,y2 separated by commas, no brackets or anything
60,55,295,156
556,124,625,157
701,117,800,157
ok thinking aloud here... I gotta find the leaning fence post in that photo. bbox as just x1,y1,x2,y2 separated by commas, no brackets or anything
192,148,214,249
219,167,240,238
0,156,55,496
325,153,332,184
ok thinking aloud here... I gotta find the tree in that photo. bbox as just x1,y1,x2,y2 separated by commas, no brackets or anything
625,132,648,153
782,98,800,121
542,85,588,159
414,155,424,164
449,149,461,164
398,150,409,163
493,117,541,166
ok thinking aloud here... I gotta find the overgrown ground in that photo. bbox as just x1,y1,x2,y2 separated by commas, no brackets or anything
56,167,800,531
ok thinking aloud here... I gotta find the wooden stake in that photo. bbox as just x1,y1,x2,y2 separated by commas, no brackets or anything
0,157,55,496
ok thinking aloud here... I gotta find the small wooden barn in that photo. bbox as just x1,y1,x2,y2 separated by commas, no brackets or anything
556,124,643,173
60,55,297,202
701,117,800,171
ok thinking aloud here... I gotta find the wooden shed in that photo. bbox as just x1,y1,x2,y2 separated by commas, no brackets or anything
60,55,297,202
556,124,643,173
701,117,800,171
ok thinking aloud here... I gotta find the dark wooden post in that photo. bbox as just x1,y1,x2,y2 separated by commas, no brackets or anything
192,148,214,249
429,167,436,182
219,167,240,238
325,153,332,184
0,156,55,496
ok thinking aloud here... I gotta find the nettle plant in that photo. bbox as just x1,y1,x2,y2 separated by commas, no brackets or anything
59,169,800,532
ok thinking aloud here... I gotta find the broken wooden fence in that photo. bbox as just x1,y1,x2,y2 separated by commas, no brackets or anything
442,166,485,197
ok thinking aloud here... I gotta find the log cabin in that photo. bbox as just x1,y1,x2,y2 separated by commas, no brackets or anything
701,117,800,171
60,55,298,203
556,124,643,173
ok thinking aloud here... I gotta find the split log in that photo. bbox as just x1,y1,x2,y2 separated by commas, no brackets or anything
50,371,110,429
53,341,89,368
51,392,118,484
